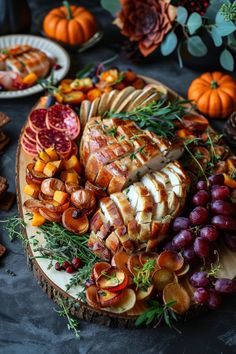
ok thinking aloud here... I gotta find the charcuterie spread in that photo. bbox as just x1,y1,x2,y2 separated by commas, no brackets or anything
16,67,236,328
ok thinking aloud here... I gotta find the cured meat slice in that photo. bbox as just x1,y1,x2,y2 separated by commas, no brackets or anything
46,104,80,140
36,128,72,156
24,126,36,143
29,109,47,132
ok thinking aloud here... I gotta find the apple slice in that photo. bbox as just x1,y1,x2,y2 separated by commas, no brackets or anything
111,250,129,269
157,251,184,272
98,289,123,307
97,267,129,292
163,282,191,314
125,300,148,316
92,262,111,282
139,252,158,266
127,254,142,276
152,268,178,292
136,284,154,301
175,262,190,277
86,285,100,308
103,289,136,314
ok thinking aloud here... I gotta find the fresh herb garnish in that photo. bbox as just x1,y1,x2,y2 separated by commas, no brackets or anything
55,297,80,338
130,146,145,161
135,300,178,329
133,259,156,291
38,68,58,95
106,127,117,137
108,99,190,139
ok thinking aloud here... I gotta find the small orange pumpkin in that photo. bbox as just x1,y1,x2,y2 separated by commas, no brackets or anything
188,72,236,119
43,1,97,46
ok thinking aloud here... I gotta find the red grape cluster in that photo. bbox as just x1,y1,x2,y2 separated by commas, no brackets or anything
169,173,236,308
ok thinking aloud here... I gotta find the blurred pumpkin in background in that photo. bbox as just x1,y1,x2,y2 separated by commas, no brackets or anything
43,1,97,46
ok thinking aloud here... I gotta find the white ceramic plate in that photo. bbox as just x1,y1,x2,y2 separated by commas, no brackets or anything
0,34,70,99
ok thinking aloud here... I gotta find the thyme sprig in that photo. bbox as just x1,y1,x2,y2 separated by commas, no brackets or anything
107,99,191,139
133,259,156,291
0,215,26,242
135,300,178,329
55,297,80,339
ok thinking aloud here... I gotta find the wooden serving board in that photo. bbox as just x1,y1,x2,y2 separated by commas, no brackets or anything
16,76,236,328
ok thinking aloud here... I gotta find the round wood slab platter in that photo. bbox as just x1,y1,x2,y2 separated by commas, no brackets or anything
16,76,236,328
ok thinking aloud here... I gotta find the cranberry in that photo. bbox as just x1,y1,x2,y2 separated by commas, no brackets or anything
72,257,83,270
62,261,71,270
66,266,75,274
53,63,62,70
55,262,62,271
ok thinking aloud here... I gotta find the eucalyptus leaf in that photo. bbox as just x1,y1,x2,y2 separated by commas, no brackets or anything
220,49,234,71
160,32,177,56
187,12,202,35
210,27,223,47
100,0,121,15
187,36,208,57
216,22,236,36
176,6,188,25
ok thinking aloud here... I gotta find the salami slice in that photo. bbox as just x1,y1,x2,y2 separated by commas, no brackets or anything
46,104,80,140
24,126,36,144
29,109,47,132
36,128,72,156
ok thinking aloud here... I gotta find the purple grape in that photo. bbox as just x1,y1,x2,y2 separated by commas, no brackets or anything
194,237,210,258
189,206,209,225
210,200,236,217
192,190,210,206
208,174,224,185
223,233,236,252
215,278,236,294
211,215,236,232
85,278,95,289
199,225,219,242
172,217,190,233
172,230,194,250
211,185,230,200
194,288,209,304
183,247,197,264
190,271,212,288
163,241,176,251
208,289,222,309
196,180,208,191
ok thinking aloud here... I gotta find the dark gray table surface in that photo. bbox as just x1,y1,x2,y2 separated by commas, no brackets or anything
0,1,236,354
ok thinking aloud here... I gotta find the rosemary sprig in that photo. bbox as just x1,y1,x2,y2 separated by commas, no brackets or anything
133,259,156,291
38,68,58,95
107,99,191,139
55,297,80,338
135,300,178,328
184,141,209,184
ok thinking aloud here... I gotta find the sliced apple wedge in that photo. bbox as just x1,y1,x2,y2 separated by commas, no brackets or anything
136,284,154,301
125,300,147,316
92,262,111,282
163,282,191,314
152,268,178,292
97,267,129,292
127,254,142,276
139,252,158,266
98,289,124,307
103,289,136,314
86,285,100,309
111,250,129,269
175,262,190,277
157,250,184,272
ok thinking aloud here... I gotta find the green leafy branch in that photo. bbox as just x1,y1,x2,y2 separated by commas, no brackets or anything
135,300,178,329
55,297,80,339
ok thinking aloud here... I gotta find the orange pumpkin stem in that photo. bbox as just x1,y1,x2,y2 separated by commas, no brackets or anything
63,1,72,20
210,80,219,89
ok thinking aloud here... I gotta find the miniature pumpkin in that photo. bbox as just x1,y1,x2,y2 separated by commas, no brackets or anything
188,72,236,119
43,1,97,46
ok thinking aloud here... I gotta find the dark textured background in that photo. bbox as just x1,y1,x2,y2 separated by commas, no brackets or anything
0,1,236,353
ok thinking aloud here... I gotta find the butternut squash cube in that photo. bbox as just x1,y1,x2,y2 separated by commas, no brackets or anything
50,160,62,170
43,162,58,177
53,190,68,205
223,173,236,189
60,169,77,181
22,72,38,86
24,183,40,198
39,150,51,163
63,155,80,172
32,212,46,227
227,158,236,174
34,159,46,172
45,147,59,161
66,172,79,184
